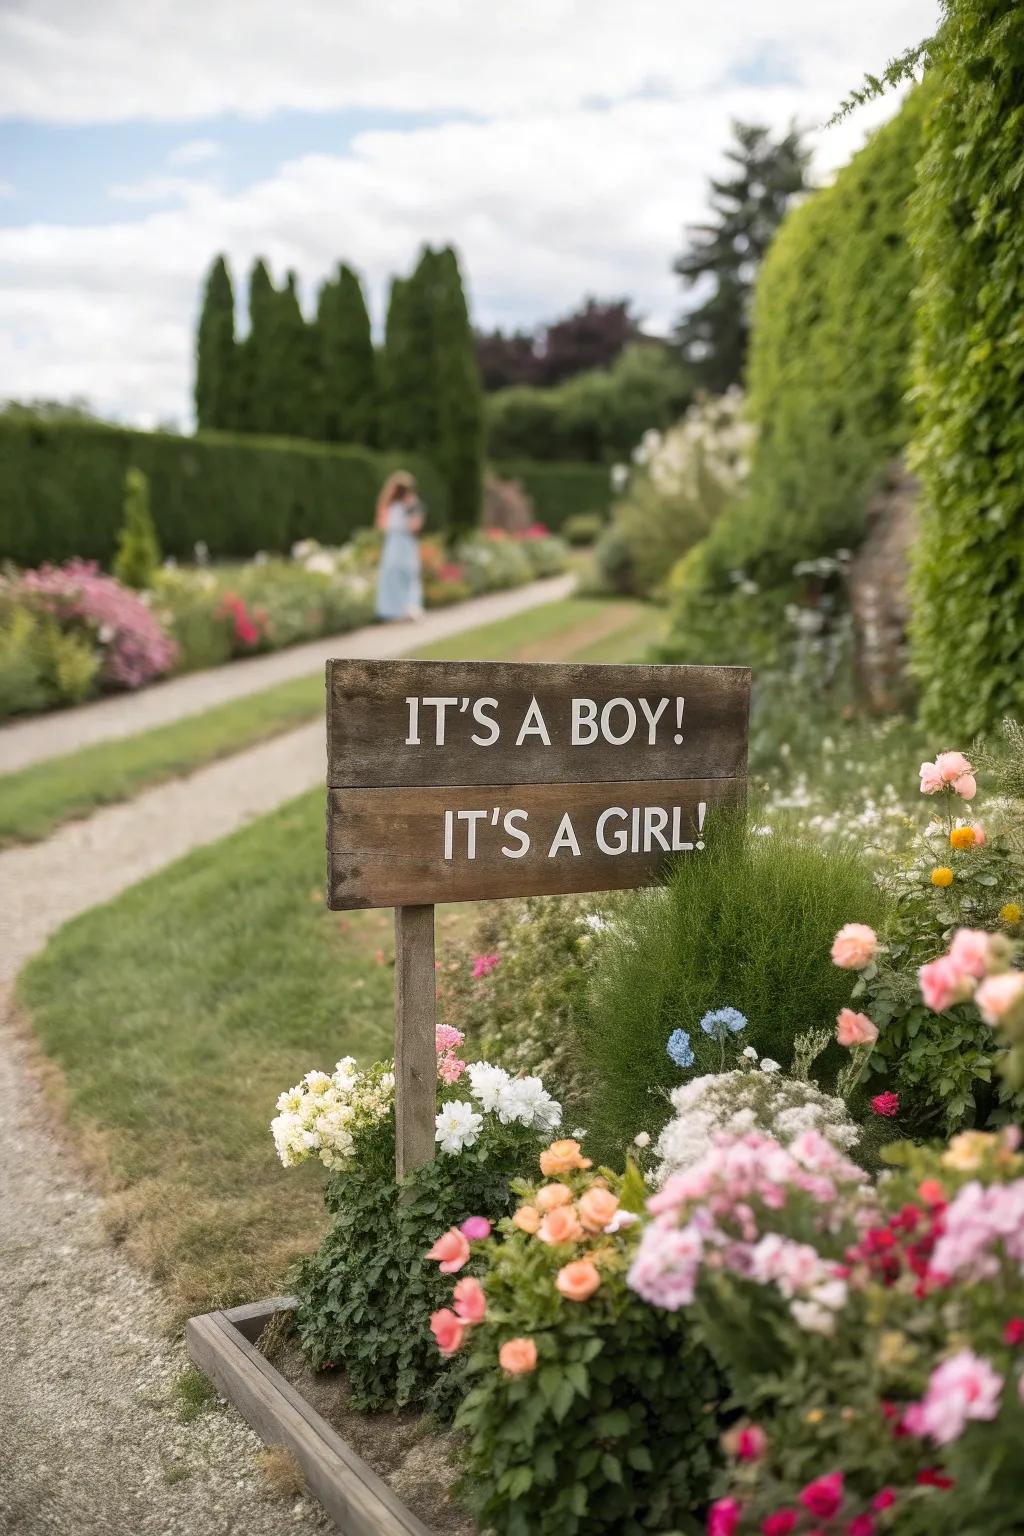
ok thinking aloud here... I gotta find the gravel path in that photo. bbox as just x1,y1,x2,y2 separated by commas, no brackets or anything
0,989,332,1536
0,575,573,773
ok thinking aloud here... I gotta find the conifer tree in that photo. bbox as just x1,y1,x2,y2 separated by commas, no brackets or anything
113,468,161,589
317,264,378,444
238,258,277,434
433,245,483,534
271,271,315,438
674,122,810,391
194,254,238,430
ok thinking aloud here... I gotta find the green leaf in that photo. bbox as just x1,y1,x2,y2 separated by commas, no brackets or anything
600,1453,623,1485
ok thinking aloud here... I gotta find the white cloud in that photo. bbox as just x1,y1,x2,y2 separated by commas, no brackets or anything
0,0,937,424
0,1,937,123
166,138,223,167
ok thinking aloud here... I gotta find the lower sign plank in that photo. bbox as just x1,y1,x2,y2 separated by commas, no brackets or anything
327,777,746,909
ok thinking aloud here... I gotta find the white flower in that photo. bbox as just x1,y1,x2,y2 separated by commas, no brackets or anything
809,1278,848,1313
633,1131,651,1149
760,1058,782,1074
435,1100,484,1154
791,1300,837,1336
466,1061,510,1112
604,1210,638,1234
742,1046,759,1061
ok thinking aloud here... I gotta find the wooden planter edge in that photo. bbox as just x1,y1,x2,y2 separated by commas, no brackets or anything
186,1295,433,1536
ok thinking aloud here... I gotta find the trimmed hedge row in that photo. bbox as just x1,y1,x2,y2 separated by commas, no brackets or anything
0,420,450,568
909,0,1024,736
491,459,611,530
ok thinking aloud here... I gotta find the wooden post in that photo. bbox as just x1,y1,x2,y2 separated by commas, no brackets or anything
393,904,437,1181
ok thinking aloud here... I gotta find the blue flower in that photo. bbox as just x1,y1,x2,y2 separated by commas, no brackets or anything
666,1029,695,1069
698,1007,748,1042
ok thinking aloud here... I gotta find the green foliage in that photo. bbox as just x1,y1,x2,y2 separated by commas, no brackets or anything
909,0,1024,736
693,91,925,593
174,1365,217,1424
674,122,810,392
486,344,691,464
489,460,611,529
293,1120,539,1415
583,816,890,1161
269,272,317,440
237,258,277,436
455,1165,722,1535
112,467,161,589
315,263,378,446
194,254,238,431
562,512,606,546
0,417,449,567
0,602,100,717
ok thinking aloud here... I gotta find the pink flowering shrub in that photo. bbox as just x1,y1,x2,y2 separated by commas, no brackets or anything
666,1129,1024,1535
17,559,177,693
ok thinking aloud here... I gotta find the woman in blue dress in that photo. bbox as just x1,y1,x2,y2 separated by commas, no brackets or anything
374,471,424,621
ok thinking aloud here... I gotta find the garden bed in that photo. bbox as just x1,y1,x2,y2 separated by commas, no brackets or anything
186,1296,473,1536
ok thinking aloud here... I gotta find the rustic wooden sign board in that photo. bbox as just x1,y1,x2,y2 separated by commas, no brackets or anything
326,658,750,1175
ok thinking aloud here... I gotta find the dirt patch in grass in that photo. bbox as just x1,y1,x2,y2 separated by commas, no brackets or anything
513,599,650,662
265,1333,476,1536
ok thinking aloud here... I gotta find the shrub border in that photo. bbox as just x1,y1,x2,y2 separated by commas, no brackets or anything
186,1295,432,1536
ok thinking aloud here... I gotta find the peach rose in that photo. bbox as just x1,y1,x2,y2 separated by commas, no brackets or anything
954,773,977,801
835,1007,878,1047
425,1227,470,1274
499,1337,538,1375
556,1259,601,1302
935,751,972,783
430,1308,465,1355
535,1182,573,1212
513,1204,541,1234
452,1275,487,1325
975,972,1024,1026
971,823,987,846
539,1139,592,1177
538,1204,583,1245
830,923,878,969
578,1186,620,1233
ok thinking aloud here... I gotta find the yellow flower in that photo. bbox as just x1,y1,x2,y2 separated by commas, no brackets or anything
1000,902,1022,925
931,866,954,888
942,1130,991,1171
804,1408,825,1425
950,826,976,850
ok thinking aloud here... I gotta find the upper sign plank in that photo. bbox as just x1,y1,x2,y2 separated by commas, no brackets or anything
327,659,750,789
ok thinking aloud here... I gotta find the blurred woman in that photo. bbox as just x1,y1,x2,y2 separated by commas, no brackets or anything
374,470,424,621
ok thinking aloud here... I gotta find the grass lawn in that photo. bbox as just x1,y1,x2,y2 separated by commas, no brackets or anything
0,596,653,847
16,596,659,1320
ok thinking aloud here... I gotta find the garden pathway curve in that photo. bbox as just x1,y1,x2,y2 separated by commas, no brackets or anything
0,574,574,773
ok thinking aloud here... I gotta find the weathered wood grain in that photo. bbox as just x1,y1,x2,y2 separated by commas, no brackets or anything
394,905,437,1180
328,776,746,909
222,1293,299,1344
185,1308,433,1536
327,658,750,788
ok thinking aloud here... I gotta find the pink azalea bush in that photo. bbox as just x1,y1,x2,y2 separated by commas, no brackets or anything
18,559,177,691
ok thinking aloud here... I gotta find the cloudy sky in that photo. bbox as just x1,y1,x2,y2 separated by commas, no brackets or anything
0,0,936,429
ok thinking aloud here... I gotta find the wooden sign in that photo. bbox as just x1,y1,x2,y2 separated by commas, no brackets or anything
325,657,750,1178
326,659,750,910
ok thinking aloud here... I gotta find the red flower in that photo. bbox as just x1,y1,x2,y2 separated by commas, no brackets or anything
916,1468,954,1490
870,1091,900,1118
917,1178,946,1207
708,1497,742,1536
846,1517,874,1536
762,1513,797,1536
872,1489,896,1511
799,1472,844,1520
1003,1317,1024,1346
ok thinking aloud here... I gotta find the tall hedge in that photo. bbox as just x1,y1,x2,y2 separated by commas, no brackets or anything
909,0,1024,735
489,460,612,529
0,420,449,568
697,89,926,590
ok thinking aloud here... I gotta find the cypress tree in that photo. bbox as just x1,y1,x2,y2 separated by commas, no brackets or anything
317,264,378,445
433,245,483,534
113,467,161,589
271,271,315,438
195,254,238,430
238,258,277,435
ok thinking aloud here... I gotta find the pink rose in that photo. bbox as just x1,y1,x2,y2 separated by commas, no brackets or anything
452,1275,487,1325
872,1489,897,1511
799,1472,844,1520
835,1008,878,1047
919,954,969,1012
471,954,500,979
435,1024,464,1052
935,751,972,783
708,1497,743,1536
425,1227,471,1273
975,972,1024,1026
831,923,878,969
762,1515,797,1536
736,1425,767,1462
846,1518,875,1536
498,1337,537,1375
555,1258,601,1301
971,823,986,846
460,1215,492,1240
920,761,944,794
871,1091,900,1118
430,1307,465,1355
953,773,977,801
948,929,991,979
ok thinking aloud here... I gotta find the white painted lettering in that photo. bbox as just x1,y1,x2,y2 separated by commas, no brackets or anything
596,806,629,854
471,697,500,746
501,809,530,858
571,697,599,745
516,696,551,746
547,813,581,857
